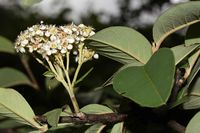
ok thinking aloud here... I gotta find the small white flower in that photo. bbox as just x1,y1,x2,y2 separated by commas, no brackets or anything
90,31,95,36
76,37,80,41
62,27,72,34
21,39,29,46
67,44,73,50
80,37,85,41
93,53,99,59
61,48,67,54
67,36,75,43
40,25,46,30
51,49,57,54
28,47,34,53
42,44,50,51
72,27,77,32
75,56,78,62
36,30,42,35
47,50,52,55
45,31,50,37
73,50,78,55
57,44,62,50
50,35,56,41
19,47,26,53
50,43,57,49
28,27,34,32
83,32,89,37
31,31,36,36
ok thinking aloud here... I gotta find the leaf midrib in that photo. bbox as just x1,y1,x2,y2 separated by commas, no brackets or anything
88,38,145,64
142,67,165,104
155,19,200,46
0,102,40,129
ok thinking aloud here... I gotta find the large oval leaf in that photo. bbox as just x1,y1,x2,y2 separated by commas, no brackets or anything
0,67,32,87
186,111,200,133
185,23,200,46
0,88,42,129
153,2,200,47
87,26,152,64
0,36,15,54
113,48,175,107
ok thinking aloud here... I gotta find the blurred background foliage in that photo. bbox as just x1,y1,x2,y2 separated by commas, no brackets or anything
0,0,198,132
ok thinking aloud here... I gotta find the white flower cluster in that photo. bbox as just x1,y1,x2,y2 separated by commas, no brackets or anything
15,22,96,60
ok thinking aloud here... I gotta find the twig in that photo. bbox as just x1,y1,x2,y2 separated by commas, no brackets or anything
168,120,185,133
36,113,127,125
20,55,40,90
170,69,186,102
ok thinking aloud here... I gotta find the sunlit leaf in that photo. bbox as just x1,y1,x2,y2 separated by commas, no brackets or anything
43,71,55,78
186,111,200,133
0,67,32,87
183,77,200,109
0,88,42,129
111,122,124,133
185,23,200,46
171,44,199,65
81,104,113,114
87,26,152,64
0,36,15,54
153,2,200,46
85,123,106,133
113,48,175,107
19,0,42,7
44,108,62,127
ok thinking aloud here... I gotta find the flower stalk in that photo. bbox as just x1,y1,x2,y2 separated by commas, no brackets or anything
14,22,98,114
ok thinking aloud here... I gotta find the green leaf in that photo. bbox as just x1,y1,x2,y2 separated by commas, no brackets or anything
0,36,15,54
183,77,200,109
47,105,74,131
188,49,200,69
0,118,25,128
111,122,124,133
0,67,32,87
81,104,113,114
45,77,60,90
186,111,200,133
76,67,94,84
178,57,200,100
44,108,62,127
153,2,200,46
87,26,152,64
171,44,200,65
113,48,175,107
43,71,55,78
0,88,42,129
85,123,106,133
185,23,200,46
19,0,42,7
